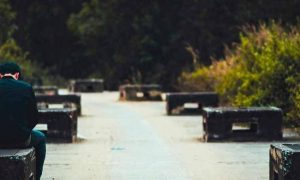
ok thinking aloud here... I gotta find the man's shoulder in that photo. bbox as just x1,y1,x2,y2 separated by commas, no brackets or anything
0,79,33,90
14,80,33,90
16,80,32,87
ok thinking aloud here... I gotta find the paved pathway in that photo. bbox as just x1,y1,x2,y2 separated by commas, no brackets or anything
42,92,296,180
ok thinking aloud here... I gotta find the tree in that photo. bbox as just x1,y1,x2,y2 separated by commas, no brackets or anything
11,0,87,79
0,0,16,44
68,0,300,90
0,1,49,84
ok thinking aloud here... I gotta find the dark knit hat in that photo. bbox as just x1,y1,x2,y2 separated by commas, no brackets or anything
0,62,21,74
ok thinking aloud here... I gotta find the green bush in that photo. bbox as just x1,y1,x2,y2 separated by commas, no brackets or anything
0,39,49,85
178,59,234,93
0,1,58,86
0,0,15,44
179,22,300,126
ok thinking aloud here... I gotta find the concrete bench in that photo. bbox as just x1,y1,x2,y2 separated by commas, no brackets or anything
38,108,78,143
202,107,283,142
69,79,104,92
165,92,219,115
270,144,300,180
119,84,162,101
0,148,36,180
33,86,58,96
36,94,82,116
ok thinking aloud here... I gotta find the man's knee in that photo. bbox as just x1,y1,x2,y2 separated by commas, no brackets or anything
31,130,46,143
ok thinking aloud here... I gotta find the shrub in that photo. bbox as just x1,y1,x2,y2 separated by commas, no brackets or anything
0,39,49,85
178,58,234,93
179,22,300,126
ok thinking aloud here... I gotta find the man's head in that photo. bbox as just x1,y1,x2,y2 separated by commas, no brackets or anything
0,62,21,80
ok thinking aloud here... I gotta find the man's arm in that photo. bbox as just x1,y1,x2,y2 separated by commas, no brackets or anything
28,86,38,129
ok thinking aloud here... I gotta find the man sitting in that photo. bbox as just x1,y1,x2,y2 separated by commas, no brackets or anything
0,62,46,180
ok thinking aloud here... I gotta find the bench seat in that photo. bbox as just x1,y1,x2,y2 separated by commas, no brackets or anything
69,79,104,92
38,108,78,142
33,86,58,95
0,147,36,180
36,94,81,115
202,107,283,142
166,92,218,115
270,144,300,180
119,84,162,101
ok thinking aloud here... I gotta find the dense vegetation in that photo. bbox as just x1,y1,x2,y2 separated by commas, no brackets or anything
1,0,299,89
67,0,300,89
1,1,300,123
0,0,46,83
180,22,300,125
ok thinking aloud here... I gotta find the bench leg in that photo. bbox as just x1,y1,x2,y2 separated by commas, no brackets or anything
258,118,282,140
203,118,231,142
166,102,175,115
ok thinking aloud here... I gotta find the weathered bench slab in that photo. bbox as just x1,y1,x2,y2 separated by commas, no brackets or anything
36,94,82,115
202,107,283,142
119,84,162,101
33,86,58,95
270,144,300,180
166,92,219,115
38,108,78,143
69,79,104,92
0,148,36,180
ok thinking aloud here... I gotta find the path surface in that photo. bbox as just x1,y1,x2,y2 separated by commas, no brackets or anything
42,92,292,180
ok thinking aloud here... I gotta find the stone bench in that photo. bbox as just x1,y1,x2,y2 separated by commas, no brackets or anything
0,148,36,180
202,107,283,142
33,85,58,95
69,79,104,92
119,84,162,101
36,94,82,116
270,144,300,180
38,108,78,143
165,92,219,115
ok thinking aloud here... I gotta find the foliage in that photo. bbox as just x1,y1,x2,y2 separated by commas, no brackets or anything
68,0,181,89
67,0,300,89
0,0,16,44
10,0,87,78
0,39,49,84
178,58,234,93
0,1,299,90
180,22,300,125
0,1,52,85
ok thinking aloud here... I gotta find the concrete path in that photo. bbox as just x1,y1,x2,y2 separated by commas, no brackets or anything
42,92,295,180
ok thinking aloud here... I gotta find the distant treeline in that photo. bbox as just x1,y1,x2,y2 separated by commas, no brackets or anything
1,0,300,89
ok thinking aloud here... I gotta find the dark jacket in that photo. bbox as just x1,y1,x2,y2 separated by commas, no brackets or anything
0,76,38,143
